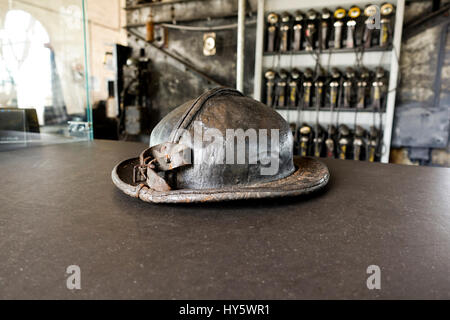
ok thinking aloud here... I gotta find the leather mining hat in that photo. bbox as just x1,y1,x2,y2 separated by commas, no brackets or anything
112,87,329,203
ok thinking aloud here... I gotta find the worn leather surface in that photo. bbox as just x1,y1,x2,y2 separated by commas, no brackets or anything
148,88,295,189
112,156,329,203
0,140,449,299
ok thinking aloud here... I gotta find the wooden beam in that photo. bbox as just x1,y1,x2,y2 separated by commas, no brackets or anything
403,3,450,40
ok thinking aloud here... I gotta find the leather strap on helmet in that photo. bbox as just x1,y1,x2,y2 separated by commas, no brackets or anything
133,142,191,192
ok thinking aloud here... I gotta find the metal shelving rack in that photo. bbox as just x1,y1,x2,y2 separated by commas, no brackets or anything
253,0,405,163
124,0,210,10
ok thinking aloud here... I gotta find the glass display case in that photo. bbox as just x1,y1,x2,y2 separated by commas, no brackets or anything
0,0,91,151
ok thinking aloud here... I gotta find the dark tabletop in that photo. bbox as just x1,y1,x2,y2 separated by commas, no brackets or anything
0,140,449,299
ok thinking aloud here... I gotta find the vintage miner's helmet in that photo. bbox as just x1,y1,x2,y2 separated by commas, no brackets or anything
112,88,329,203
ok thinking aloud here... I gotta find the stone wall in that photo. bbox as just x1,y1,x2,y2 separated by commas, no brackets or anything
392,0,450,166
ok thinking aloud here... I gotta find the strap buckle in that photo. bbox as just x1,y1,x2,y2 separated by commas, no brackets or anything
132,142,191,192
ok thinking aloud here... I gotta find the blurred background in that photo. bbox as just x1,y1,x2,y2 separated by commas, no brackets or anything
0,0,448,167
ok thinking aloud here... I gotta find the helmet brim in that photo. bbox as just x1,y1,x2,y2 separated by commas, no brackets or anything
111,156,330,204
